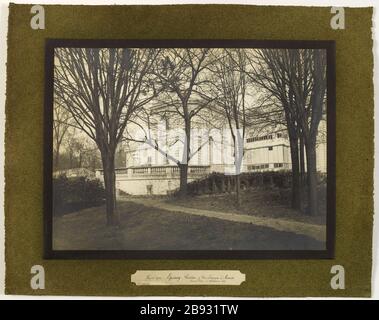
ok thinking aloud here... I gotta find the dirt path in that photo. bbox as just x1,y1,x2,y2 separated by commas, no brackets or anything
53,201,323,250
127,198,326,242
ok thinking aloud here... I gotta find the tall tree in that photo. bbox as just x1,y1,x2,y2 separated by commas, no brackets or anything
205,49,249,206
245,49,303,210
53,98,71,170
152,48,211,196
289,49,326,215
54,47,158,225
246,48,326,215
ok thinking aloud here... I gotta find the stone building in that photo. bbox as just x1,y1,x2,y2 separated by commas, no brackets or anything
95,120,327,195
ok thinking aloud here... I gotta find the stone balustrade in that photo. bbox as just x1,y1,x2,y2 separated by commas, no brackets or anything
96,165,211,179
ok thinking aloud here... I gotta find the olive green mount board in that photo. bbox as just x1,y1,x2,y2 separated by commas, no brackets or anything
4,4,374,297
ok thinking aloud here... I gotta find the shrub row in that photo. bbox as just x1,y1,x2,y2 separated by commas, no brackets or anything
183,171,293,196
53,175,106,215
180,171,327,197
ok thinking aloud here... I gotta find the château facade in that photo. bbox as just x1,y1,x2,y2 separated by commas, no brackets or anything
124,125,327,174
95,120,327,196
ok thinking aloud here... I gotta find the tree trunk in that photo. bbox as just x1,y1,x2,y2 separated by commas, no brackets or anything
227,177,232,193
289,136,301,210
235,174,241,207
113,169,117,209
69,151,73,168
179,118,190,196
299,134,305,185
179,163,188,197
54,149,60,171
101,151,119,226
78,152,83,168
298,133,305,211
305,140,318,216
257,173,262,186
212,177,217,194
221,177,226,193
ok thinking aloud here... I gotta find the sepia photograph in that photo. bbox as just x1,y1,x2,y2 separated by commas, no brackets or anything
45,40,335,258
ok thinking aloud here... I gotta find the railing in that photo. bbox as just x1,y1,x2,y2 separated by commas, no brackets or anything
189,166,209,174
115,168,128,175
171,167,180,174
96,165,211,178
132,167,149,175
150,167,167,175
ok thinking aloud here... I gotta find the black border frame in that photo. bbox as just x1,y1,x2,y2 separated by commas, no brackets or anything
44,39,336,260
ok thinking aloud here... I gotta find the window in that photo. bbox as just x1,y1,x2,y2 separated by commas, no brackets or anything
247,135,274,143
268,146,273,151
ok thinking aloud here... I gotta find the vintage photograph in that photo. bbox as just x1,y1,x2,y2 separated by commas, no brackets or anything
46,41,334,257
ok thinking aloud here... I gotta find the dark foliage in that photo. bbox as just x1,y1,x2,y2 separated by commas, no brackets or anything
53,174,106,215
180,171,294,197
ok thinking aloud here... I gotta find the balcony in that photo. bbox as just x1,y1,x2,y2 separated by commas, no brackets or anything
96,165,211,179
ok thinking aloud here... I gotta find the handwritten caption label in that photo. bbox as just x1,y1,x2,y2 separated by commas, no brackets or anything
131,270,245,286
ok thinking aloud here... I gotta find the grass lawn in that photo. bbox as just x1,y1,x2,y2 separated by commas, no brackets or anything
53,201,324,251
167,186,327,226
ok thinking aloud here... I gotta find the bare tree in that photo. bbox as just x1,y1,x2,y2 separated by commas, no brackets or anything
62,132,98,169
65,131,82,168
54,48,158,225
122,107,215,175
245,49,303,210
245,48,326,215
152,48,212,196
205,49,250,206
290,49,326,215
53,98,71,170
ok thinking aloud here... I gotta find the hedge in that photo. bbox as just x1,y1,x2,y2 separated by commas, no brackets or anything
182,171,293,196
178,171,326,197
53,174,106,215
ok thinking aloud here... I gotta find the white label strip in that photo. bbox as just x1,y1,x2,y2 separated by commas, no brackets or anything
131,270,246,286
